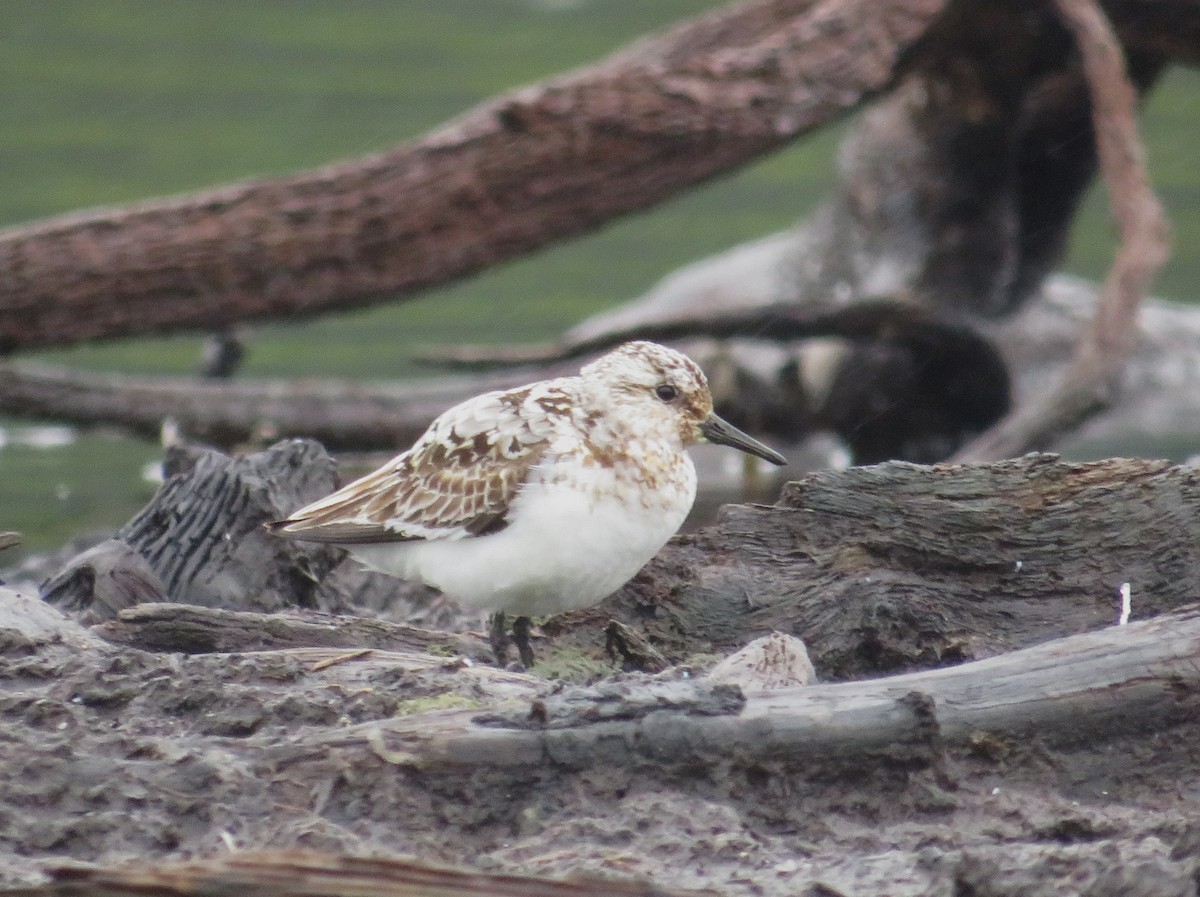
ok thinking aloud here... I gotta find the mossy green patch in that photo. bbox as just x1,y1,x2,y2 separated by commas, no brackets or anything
391,693,482,717
529,646,613,684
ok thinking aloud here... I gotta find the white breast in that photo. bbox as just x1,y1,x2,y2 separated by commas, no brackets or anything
346,457,697,617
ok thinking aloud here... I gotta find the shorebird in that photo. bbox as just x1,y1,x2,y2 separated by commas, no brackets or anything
270,341,786,666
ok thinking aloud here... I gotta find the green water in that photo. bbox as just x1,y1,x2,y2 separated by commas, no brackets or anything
1,2,1197,560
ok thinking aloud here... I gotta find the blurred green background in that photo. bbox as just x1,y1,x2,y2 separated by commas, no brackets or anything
1,0,1197,560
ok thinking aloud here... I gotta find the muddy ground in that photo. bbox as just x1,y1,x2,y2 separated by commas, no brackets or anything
2,588,1200,897
2,446,1200,896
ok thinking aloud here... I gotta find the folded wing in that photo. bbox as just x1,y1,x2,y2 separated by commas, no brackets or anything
269,386,554,544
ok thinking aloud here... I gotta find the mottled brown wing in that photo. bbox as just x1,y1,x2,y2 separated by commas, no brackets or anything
269,387,552,544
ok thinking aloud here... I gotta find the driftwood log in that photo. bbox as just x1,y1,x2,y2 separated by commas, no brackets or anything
4,447,1200,893
4,275,1200,465
0,0,1195,353
29,440,1200,680
0,0,950,353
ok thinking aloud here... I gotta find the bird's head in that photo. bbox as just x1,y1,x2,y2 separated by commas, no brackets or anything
580,341,786,465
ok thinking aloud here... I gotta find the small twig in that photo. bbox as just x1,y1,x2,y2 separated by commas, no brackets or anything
415,300,1002,370
954,0,1170,461
309,648,374,672
0,532,21,552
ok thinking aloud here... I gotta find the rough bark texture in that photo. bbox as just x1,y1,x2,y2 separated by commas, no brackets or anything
584,452,1200,678
40,441,344,619
5,451,1200,893
0,0,948,352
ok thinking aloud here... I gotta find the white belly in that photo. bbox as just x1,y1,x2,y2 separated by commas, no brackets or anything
347,472,695,617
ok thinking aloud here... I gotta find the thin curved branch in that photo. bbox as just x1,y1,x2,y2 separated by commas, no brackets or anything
953,0,1171,461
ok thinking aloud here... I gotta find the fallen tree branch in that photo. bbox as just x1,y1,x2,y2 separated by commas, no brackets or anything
0,302,1014,463
0,0,949,352
93,603,487,658
953,0,1171,461
297,605,1200,771
411,300,1003,369
0,361,534,451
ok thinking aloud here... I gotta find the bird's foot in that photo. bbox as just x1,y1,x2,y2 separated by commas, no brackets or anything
512,615,536,669
488,611,510,667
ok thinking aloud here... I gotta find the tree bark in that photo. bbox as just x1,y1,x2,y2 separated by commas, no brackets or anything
575,452,1200,678
0,0,948,353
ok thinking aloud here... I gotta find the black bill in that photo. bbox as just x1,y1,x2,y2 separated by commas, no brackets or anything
699,413,787,466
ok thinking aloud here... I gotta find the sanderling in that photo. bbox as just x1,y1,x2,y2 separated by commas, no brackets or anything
270,341,786,666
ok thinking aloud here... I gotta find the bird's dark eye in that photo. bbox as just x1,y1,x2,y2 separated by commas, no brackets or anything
654,384,679,402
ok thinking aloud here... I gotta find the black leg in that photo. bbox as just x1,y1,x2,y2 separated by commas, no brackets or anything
488,611,509,666
512,615,535,669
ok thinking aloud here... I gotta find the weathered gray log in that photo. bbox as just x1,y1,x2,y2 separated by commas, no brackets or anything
303,606,1200,768
573,453,1200,678
41,440,347,618
0,361,550,452
4,276,1200,462
94,602,486,658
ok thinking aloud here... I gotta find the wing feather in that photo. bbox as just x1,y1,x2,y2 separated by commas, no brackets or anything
269,385,559,545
